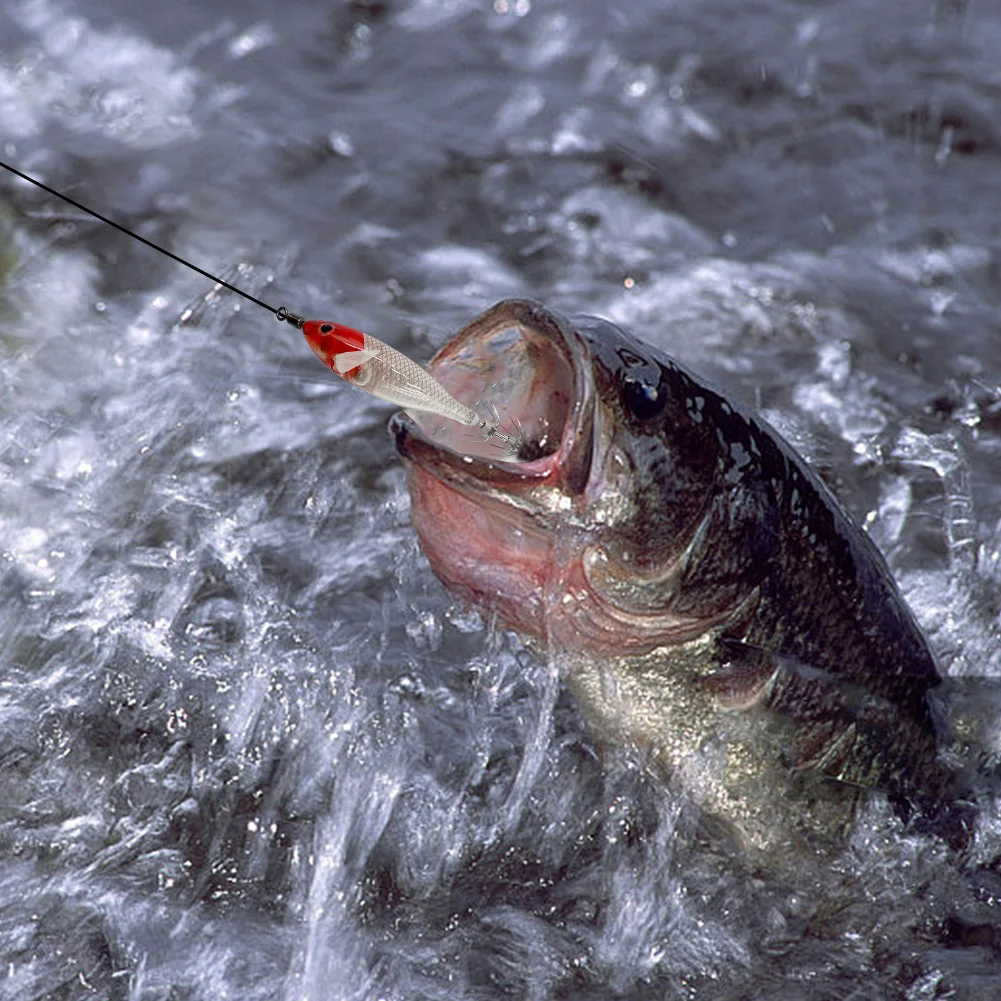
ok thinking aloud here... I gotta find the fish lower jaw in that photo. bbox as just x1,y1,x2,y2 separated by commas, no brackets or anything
406,461,733,654
405,466,554,634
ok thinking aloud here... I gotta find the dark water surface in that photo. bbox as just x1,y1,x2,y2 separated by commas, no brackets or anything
2,0,1001,998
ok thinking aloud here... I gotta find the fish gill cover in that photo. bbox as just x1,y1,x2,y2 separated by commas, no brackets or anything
0,1,1001,999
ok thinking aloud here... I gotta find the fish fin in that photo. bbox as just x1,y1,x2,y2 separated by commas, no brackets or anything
698,640,777,710
333,348,378,375
787,721,859,775
708,639,940,792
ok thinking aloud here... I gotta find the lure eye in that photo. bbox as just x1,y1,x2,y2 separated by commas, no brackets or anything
319,323,333,334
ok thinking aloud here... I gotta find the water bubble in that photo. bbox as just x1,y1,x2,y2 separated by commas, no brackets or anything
328,130,355,157
227,22,277,60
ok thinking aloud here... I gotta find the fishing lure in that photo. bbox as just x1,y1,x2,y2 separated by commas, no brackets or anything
285,311,522,455
0,159,520,456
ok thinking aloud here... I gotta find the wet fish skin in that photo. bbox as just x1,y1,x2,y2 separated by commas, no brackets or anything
578,313,944,757
392,300,958,853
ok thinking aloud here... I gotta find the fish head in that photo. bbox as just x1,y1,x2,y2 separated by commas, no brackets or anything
390,299,719,655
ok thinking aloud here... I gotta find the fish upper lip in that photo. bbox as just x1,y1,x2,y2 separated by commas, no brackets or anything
390,298,595,498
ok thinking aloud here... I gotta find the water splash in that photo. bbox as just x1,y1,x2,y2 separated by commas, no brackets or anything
893,427,978,576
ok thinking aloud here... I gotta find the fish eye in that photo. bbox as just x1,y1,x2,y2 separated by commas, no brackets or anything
319,323,333,334
621,374,667,421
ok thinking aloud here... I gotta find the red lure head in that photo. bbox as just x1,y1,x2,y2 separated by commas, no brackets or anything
302,320,366,371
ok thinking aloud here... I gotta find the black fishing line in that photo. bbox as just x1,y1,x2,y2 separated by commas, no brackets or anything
0,158,305,328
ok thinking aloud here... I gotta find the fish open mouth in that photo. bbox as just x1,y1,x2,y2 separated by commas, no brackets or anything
390,299,595,495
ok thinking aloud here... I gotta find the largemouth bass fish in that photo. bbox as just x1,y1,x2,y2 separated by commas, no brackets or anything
390,299,960,854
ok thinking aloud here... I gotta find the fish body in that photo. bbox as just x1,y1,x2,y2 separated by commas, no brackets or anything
390,299,957,854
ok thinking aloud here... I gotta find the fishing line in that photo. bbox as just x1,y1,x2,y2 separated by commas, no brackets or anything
0,158,305,328
0,157,522,455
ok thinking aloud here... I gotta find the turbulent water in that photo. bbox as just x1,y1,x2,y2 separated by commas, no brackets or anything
1,0,1001,997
